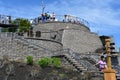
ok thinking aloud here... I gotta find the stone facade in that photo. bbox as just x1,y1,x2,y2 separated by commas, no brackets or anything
34,22,90,32
0,33,62,60
0,22,103,56
62,30,103,53
25,38,62,51
33,22,103,53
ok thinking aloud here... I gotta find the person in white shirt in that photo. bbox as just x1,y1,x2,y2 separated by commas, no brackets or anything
52,12,55,21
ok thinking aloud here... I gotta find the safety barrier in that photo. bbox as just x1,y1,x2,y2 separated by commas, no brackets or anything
0,14,90,27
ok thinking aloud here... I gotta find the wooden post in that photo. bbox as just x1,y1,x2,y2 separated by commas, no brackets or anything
103,38,116,80
106,39,112,69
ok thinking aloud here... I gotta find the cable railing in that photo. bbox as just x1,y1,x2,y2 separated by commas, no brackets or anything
34,14,90,27
0,14,30,24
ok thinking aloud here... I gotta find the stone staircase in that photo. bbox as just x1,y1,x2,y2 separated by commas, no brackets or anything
52,53,87,72
83,57,96,65
63,54,87,71
64,50,99,71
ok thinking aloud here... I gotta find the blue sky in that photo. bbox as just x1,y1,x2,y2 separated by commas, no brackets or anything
0,0,120,49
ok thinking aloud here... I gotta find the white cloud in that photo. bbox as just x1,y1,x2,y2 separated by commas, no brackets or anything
43,0,120,27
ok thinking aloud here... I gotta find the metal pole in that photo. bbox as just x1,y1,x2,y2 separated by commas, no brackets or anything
42,1,45,14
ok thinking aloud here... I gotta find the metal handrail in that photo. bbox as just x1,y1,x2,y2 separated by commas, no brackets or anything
0,14,90,27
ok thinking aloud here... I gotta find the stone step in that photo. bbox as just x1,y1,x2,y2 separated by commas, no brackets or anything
63,54,87,72
73,63,81,66
70,59,77,62
81,68,87,71
76,66,85,69
75,66,87,71
72,62,82,66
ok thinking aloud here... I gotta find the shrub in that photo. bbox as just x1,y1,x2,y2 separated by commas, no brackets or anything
26,55,33,65
38,57,61,68
52,57,61,68
38,58,52,68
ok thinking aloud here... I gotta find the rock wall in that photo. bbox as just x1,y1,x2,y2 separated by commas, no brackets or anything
24,30,63,42
25,38,62,51
33,22,103,53
62,30,103,53
0,21,103,58
0,33,62,60
34,22,90,32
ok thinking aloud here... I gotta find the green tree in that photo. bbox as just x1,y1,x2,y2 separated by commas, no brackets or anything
12,18,31,32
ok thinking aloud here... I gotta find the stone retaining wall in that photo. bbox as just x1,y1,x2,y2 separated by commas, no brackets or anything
0,33,62,60
34,22,90,32
25,38,63,51
24,30,63,43
62,30,103,53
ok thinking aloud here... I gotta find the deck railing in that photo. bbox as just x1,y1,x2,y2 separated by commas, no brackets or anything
0,14,90,27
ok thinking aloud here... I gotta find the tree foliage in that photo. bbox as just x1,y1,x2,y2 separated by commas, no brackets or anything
12,18,31,32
